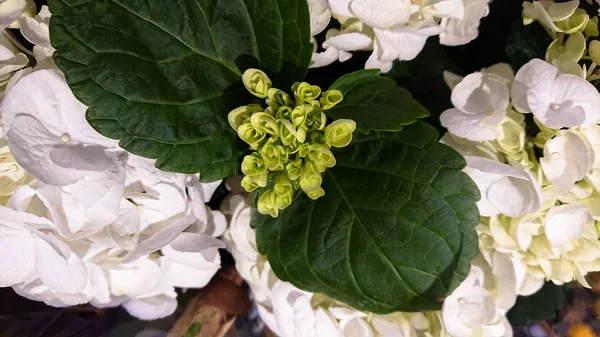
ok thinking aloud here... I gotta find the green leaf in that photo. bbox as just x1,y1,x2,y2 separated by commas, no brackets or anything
507,282,567,325
326,69,429,133
49,0,312,182
184,322,203,337
252,121,480,313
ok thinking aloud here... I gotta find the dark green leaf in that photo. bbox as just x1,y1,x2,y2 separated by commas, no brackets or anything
252,121,480,313
507,282,567,325
49,0,312,182
326,69,429,133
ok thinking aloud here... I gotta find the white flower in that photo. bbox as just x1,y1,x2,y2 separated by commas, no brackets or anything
0,142,28,196
464,156,542,217
441,264,513,337
544,204,593,246
0,0,26,31
309,0,331,36
0,33,28,89
1,69,118,185
440,72,509,141
439,0,490,46
0,206,88,296
512,59,600,128
540,130,594,189
18,5,53,64
441,132,504,162
522,0,579,32
317,0,488,71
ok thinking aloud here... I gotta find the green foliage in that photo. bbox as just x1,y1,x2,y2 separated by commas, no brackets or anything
507,282,567,325
49,0,312,182
252,121,480,313
327,70,429,133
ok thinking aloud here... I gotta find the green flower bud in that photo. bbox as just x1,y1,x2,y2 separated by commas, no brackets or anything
228,104,263,131
250,112,279,135
298,143,311,157
296,125,308,143
279,119,297,146
259,138,288,171
319,90,344,109
264,106,276,117
241,153,267,177
308,130,328,147
299,161,322,194
307,143,336,173
291,105,307,127
286,141,301,155
306,187,324,200
241,173,267,192
274,173,293,196
324,119,356,148
237,123,267,150
257,189,279,217
275,190,294,209
292,82,321,103
285,157,303,180
276,106,293,120
268,88,292,106
265,98,280,111
313,112,328,131
242,69,272,98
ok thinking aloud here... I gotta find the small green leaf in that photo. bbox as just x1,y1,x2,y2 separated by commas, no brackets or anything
326,69,429,133
49,0,312,182
507,282,567,325
252,121,480,313
184,322,203,337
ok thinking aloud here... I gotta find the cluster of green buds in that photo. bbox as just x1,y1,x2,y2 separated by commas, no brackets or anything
229,69,356,217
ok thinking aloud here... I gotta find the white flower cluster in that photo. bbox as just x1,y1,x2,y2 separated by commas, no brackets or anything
307,0,491,72
0,5,226,320
442,58,600,293
224,190,525,337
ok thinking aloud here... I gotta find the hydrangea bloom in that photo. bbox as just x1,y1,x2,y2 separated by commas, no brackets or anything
309,0,491,72
0,63,226,320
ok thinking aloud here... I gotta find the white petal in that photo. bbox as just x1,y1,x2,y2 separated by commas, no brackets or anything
122,214,195,264
545,204,592,246
311,46,340,68
350,0,412,29
34,232,87,293
541,130,594,188
6,115,87,185
0,0,26,31
552,74,600,126
123,295,177,321
109,259,162,298
0,230,35,286
168,259,220,288
512,59,560,114
440,108,501,141
325,32,373,51
18,16,50,47
451,73,509,115
329,0,353,18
